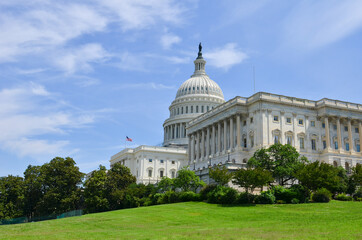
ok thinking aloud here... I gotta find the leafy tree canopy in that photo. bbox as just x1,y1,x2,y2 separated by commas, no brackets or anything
174,167,205,192
209,165,233,186
248,144,308,186
232,168,273,193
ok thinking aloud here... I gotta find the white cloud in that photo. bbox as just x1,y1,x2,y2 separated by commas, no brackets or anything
54,44,109,74
117,82,175,90
204,43,248,70
96,0,185,31
283,0,362,50
0,83,95,158
0,2,108,63
161,33,182,49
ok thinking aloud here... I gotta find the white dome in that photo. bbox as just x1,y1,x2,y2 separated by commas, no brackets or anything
176,75,224,100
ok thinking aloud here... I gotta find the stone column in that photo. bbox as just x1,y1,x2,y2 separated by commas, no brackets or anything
206,127,210,158
237,114,241,148
223,119,227,153
325,116,331,150
348,119,353,152
191,134,195,164
280,112,284,144
359,121,362,155
196,131,200,162
201,129,205,160
217,122,221,154
212,124,216,155
188,135,192,164
230,117,234,150
337,117,342,150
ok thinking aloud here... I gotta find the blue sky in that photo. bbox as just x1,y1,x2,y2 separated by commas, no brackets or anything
1,0,362,177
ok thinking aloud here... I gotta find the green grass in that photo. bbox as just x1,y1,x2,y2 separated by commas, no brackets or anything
0,201,361,239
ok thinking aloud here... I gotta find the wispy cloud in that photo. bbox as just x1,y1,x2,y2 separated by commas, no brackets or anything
161,33,182,49
96,0,186,31
283,0,362,51
204,43,248,70
116,82,175,90
54,43,110,74
0,83,95,158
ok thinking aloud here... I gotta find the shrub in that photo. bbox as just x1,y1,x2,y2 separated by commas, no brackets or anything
151,193,163,205
289,184,310,203
353,189,362,200
276,200,286,204
200,184,217,200
312,188,331,203
291,198,300,204
254,191,275,204
207,186,238,204
237,192,255,204
334,193,353,201
271,185,297,203
179,191,200,202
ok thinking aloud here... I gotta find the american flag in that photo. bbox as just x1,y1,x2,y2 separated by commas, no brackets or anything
126,136,133,142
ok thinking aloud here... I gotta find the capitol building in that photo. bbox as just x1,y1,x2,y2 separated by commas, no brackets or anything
110,45,362,184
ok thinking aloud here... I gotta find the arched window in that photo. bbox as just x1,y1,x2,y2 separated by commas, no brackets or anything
345,162,350,173
333,161,338,167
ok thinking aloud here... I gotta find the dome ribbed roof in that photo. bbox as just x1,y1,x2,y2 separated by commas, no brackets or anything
176,75,224,99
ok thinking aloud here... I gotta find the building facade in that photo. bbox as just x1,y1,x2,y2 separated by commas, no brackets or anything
110,44,362,184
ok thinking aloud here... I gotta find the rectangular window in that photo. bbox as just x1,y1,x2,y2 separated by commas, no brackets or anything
300,138,304,149
243,120,246,126
286,117,291,124
287,136,292,145
311,139,316,150
357,144,360,152
207,106,209,111
356,128,359,133
274,135,279,144
250,117,253,123
298,119,304,125
160,170,164,178
148,169,152,177
172,160,175,164
243,138,247,148
149,159,152,163
311,121,315,127
201,106,204,113
171,171,175,178
346,143,350,151
196,106,199,113
160,159,164,164
333,125,337,130
191,106,193,113
273,116,279,122
335,141,338,150
181,107,183,114
323,141,326,149
344,126,348,131
322,123,325,128
186,106,188,113
251,136,254,147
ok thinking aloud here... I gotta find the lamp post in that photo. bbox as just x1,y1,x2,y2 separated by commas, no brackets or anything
193,160,196,170
227,149,231,163
208,155,212,184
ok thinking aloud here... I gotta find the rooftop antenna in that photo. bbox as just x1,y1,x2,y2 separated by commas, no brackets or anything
253,66,256,93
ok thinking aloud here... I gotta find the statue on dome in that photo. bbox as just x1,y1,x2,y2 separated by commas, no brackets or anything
198,42,202,53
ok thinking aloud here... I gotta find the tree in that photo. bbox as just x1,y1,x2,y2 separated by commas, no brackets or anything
295,161,347,194
83,165,109,213
248,144,308,186
157,177,175,193
105,163,136,210
23,165,42,218
36,157,84,216
209,165,233,186
346,163,362,194
232,168,273,193
0,175,24,219
174,167,205,192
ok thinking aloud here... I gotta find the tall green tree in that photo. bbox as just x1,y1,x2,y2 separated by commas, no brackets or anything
174,167,204,192
295,161,347,194
105,163,136,210
23,165,42,218
209,166,233,186
157,177,175,193
248,144,308,186
232,168,273,193
83,165,109,213
0,175,24,219
36,157,84,216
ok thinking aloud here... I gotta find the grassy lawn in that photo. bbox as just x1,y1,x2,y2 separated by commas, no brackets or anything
0,201,361,240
